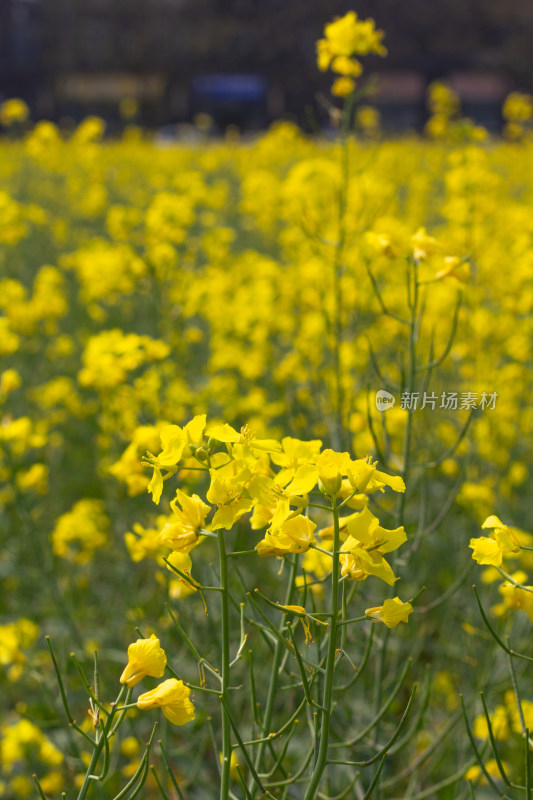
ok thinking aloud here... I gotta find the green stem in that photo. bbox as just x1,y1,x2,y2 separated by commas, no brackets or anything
250,556,298,797
397,258,418,528
218,531,231,800
373,259,419,799
76,686,126,800
331,95,353,451
303,496,341,799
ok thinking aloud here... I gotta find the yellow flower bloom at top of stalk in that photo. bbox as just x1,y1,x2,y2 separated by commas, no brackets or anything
365,597,413,628
137,678,195,726
120,634,167,688
469,515,521,567
315,448,351,495
317,11,386,72
302,452,406,499
316,10,386,98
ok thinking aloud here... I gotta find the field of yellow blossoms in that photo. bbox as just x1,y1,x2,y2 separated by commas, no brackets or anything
1,12,533,800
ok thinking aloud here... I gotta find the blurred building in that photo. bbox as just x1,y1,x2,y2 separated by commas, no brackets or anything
0,0,531,130
0,0,43,110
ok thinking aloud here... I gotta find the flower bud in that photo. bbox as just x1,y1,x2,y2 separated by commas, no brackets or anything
195,447,209,462
318,473,342,497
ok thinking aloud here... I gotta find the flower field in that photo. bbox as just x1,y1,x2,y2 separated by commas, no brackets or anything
2,13,533,800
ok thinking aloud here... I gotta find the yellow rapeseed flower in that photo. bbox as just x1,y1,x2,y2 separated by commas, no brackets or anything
120,634,167,688
465,759,511,784
317,11,386,70
469,515,521,566
316,11,386,97
256,513,316,557
137,678,195,726
365,597,413,628
0,369,21,396
158,489,210,552
340,507,406,585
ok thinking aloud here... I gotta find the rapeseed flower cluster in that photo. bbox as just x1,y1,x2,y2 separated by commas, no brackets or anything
471,514,533,623
0,619,39,681
425,81,488,142
469,515,521,567
468,512,533,788
317,11,386,97
137,415,411,620
502,91,533,140
51,499,109,563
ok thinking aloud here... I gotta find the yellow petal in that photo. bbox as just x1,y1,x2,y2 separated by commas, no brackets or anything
205,422,240,442
285,464,319,496
469,537,504,566
147,468,163,505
